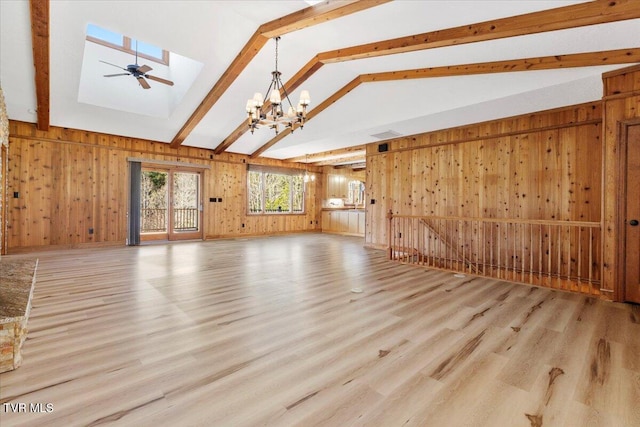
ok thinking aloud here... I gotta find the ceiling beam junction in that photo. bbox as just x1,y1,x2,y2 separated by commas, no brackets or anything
169,0,390,149
213,0,640,157
251,47,640,159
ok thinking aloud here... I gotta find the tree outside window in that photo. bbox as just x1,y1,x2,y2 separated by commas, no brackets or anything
248,170,304,214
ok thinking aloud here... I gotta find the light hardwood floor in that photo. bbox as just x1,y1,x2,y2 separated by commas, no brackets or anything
0,233,639,427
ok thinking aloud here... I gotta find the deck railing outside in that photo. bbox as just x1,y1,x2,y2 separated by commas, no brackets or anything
388,212,602,295
142,208,166,232
141,208,199,233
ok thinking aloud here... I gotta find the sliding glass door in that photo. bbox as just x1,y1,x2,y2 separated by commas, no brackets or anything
170,171,201,240
140,168,202,241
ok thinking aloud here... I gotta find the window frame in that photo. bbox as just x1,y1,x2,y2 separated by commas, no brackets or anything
86,29,170,66
247,168,305,215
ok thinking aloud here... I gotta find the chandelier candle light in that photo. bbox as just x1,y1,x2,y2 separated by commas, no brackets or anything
246,37,310,135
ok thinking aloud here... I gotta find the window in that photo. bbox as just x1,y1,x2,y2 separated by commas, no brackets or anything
248,169,305,214
86,24,170,65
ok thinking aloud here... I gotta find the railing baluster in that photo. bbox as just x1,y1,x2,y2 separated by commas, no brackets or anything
577,226,582,291
520,223,525,283
547,225,552,288
513,222,517,280
538,224,543,286
490,223,495,278
482,221,486,276
567,226,572,289
438,219,442,269
497,223,501,280
386,215,599,295
589,227,594,291
404,217,408,263
557,225,562,290
410,218,414,265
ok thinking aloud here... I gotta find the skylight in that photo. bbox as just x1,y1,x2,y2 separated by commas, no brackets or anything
86,24,169,65
79,23,204,119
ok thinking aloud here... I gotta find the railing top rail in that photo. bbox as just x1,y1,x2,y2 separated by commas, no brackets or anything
391,214,600,228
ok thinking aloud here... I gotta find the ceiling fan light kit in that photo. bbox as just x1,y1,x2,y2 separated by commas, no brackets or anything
246,37,310,135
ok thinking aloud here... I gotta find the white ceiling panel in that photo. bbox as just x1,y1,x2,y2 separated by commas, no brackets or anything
1,0,638,159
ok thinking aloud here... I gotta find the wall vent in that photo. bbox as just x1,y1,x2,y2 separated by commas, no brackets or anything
371,130,402,140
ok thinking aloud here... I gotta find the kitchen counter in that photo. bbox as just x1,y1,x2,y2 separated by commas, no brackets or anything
322,207,365,211
321,209,365,236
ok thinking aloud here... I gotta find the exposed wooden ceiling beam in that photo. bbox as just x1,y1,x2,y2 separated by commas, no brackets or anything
249,125,296,159
319,0,640,63
334,162,367,170
228,0,640,156
259,0,390,38
30,0,50,131
251,47,640,158
360,48,640,82
250,77,362,158
170,33,266,149
314,153,366,166
213,57,324,155
286,145,367,163
169,0,390,149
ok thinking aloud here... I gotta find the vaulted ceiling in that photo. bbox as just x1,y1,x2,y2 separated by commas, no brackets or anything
1,0,639,167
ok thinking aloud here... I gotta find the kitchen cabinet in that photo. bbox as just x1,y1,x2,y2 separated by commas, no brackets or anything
326,174,349,198
321,210,364,236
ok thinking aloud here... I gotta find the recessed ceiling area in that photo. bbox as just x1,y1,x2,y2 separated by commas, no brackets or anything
1,0,639,161
78,29,203,118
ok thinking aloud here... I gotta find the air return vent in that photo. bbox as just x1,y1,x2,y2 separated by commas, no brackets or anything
371,130,402,140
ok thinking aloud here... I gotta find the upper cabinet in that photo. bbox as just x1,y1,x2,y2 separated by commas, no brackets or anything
324,167,366,205
326,174,348,198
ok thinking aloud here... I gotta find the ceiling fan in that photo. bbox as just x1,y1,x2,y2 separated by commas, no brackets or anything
99,45,174,89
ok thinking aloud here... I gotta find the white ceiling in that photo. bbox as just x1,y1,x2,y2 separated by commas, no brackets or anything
1,0,639,161
77,41,203,119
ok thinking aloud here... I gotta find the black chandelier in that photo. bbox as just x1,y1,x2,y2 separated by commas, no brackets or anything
245,37,310,135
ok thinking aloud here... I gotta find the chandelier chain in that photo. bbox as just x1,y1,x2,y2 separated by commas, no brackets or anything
245,36,309,135
274,36,279,72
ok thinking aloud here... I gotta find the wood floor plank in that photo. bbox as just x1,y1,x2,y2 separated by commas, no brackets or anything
0,233,638,426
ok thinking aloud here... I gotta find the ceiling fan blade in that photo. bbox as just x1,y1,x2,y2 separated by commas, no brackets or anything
145,74,174,86
99,60,127,71
137,76,151,89
137,64,152,74
104,73,130,77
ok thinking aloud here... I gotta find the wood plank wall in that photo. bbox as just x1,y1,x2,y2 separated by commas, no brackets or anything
601,64,640,298
6,121,323,251
366,102,602,247
365,102,604,292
